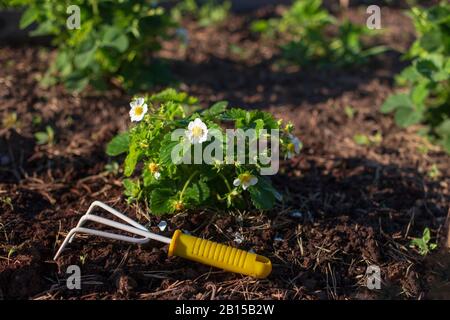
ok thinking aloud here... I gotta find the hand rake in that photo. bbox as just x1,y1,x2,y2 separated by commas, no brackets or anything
54,201,272,278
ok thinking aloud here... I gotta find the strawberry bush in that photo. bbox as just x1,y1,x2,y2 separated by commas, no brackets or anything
251,0,386,68
106,89,302,214
7,0,174,91
381,1,450,152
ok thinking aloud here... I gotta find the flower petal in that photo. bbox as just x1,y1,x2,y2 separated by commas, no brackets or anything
249,177,258,186
199,121,207,130
233,178,241,186
198,135,208,144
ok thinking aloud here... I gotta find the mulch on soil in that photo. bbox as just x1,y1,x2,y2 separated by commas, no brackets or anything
0,6,449,300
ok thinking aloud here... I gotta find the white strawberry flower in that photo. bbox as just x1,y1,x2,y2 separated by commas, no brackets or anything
233,172,258,190
286,134,302,159
129,97,148,122
186,118,208,144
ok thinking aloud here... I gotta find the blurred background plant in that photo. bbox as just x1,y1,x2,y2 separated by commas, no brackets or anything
171,0,231,27
5,0,175,92
251,0,386,68
381,1,450,153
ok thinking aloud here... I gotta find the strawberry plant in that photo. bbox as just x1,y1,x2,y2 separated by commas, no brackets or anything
106,89,302,214
410,228,437,256
381,2,450,153
251,0,385,68
172,0,231,27
7,0,174,92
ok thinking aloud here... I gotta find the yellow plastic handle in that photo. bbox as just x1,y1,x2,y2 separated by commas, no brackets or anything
168,230,272,279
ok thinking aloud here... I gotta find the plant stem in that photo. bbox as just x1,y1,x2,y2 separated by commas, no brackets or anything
219,173,232,192
179,170,199,201
90,0,99,15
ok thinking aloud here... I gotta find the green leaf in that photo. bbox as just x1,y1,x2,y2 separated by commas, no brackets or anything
106,132,130,156
222,108,247,121
124,143,139,177
29,20,53,36
250,20,269,33
149,88,196,104
20,6,39,29
441,135,450,153
150,189,176,215
423,228,431,243
64,71,89,92
123,178,140,200
416,60,438,78
55,51,71,72
436,119,450,136
361,45,388,58
411,82,429,107
34,126,54,145
202,101,228,118
410,238,424,248
101,26,129,52
254,119,265,136
159,133,183,166
353,134,370,146
248,176,280,210
74,46,97,69
34,132,49,145
381,94,412,113
419,31,442,52
398,66,421,83
184,179,210,205
394,107,422,127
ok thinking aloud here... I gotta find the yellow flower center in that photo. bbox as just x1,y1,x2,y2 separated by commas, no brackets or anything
149,163,159,173
239,173,252,185
134,106,143,116
287,143,295,153
174,201,184,211
191,126,204,138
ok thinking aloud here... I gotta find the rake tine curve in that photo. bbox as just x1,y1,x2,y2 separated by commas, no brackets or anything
54,201,171,260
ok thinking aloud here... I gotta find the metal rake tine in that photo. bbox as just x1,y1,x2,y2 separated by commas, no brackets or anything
54,226,151,260
68,201,148,243
54,201,171,260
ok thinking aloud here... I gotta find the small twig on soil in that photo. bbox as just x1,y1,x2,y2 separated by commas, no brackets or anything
54,220,62,249
404,207,416,239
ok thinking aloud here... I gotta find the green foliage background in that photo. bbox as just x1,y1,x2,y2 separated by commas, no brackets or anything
251,0,386,68
381,2,450,153
6,0,174,92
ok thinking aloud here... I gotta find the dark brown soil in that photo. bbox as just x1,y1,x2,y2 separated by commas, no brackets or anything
0,6,449,300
